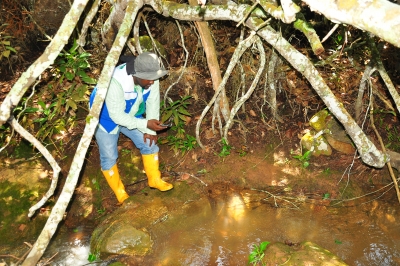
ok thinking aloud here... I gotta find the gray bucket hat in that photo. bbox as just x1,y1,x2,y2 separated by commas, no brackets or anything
126,52,168,80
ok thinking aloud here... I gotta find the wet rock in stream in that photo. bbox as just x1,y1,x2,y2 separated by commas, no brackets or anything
90,181,201,258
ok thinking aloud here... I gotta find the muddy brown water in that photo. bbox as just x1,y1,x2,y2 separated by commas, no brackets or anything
44,188,400,265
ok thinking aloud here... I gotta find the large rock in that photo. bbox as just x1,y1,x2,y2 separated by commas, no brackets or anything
324,116,356,155
300,130,332,157
308,110,355,155
90,181,202,258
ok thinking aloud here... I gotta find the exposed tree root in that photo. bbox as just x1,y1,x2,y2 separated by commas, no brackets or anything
367,33,400,115
223,36,266,142
246,18,388,168
78,0,101,48
189,0,230,123
293,12,324,55
370,95,400,204
0,242,32,265
195,32,258,148
262,49,283,123
355,63,375,121
331,179,400,206
164,20,189,104
0,0,399,264
10,118,62,218
1,80,63,218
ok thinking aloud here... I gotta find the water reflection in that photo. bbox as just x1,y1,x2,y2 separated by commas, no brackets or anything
226,193,245,223
356,243,398,266
45,192,400,265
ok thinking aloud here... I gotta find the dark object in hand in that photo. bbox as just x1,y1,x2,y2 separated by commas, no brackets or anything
161,122,172,127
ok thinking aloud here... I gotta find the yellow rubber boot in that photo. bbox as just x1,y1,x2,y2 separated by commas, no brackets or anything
102,164,129,203
142,153,173,191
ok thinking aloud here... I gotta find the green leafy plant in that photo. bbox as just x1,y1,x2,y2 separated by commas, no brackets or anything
248,241,270,265
88,253,97,262
322,168,331,175
121,148,131,155
237,146,248,157
292,150,311,168
97,207,106,215
334,239,342,245
335,34,343,45
15,39,96,144
161,95,192,128
159,96,197,154
0,24,17,62
197,169,207,174
55,39,96,85
92,178,100,191
218,138,232,157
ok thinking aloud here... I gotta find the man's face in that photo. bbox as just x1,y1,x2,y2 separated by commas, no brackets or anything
133,77,154,89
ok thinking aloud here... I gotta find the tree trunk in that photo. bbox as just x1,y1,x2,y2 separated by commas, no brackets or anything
188,0,231,123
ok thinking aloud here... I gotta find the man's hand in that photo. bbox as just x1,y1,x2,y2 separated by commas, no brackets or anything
147,119,168,131
144,133,158,146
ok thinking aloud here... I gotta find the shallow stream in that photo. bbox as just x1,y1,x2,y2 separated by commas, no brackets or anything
45,188,400,265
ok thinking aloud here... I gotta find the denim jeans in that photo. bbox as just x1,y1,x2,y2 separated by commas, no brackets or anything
95,126,159,170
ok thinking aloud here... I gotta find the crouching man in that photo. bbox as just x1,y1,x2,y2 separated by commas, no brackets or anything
90,52,173,204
